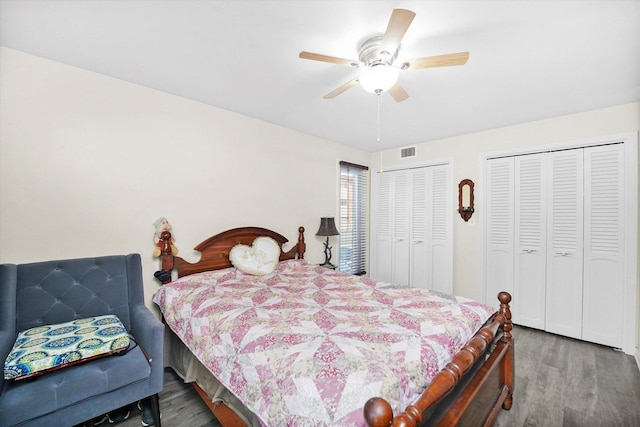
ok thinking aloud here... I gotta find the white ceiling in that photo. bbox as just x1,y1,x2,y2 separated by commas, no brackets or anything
1,0,639,152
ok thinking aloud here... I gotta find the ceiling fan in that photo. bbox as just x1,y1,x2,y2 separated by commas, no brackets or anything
299,9,469,102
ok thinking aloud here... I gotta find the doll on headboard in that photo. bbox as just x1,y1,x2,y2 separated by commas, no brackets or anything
152,217,178,257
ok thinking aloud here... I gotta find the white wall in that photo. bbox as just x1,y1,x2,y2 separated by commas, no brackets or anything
0,47,370,309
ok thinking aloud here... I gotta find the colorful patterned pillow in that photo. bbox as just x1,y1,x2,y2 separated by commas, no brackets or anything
3,315,130,381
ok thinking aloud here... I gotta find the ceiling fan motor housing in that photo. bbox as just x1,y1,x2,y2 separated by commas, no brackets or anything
358,35,398,67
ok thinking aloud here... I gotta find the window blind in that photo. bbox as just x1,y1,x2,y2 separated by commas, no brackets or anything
338,161,368,275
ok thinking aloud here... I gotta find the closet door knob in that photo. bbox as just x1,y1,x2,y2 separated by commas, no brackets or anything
522,249,537,253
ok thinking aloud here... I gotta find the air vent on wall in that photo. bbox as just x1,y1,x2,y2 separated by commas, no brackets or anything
401,146,416,158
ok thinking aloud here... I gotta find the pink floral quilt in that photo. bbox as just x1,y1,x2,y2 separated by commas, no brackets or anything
153,260,496,426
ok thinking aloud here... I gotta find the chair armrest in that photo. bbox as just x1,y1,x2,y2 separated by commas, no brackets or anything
0,331,14,358
130,304,164,394
0,330,14,392
0,264,17,392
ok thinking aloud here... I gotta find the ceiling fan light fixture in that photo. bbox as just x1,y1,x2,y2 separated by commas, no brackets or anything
359,64,399,94
300,9,467,102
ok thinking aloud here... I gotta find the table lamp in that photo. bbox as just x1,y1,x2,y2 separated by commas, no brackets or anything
316,217,340,269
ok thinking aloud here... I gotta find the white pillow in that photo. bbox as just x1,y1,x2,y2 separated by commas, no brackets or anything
229,236,281,276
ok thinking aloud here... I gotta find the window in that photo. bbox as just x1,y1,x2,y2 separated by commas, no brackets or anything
339,161,369,275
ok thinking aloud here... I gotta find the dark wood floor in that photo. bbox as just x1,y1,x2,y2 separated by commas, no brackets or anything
111,370,219,427
112,326,640,427
495,326,640,427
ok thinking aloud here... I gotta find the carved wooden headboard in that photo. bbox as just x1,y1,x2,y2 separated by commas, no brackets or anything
158,226,306,283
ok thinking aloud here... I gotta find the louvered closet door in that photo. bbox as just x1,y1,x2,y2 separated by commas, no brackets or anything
428,165,452,293
411,165,452,293
484,158,515,305
514,154,547,329
545,150,584,339
375,171,393,283
582,144,624,347
392,170,411,286
373,169,411,286
411,168,429,289
372,165,452,290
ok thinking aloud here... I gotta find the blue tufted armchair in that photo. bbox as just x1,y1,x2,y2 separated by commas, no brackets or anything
0,254,164,427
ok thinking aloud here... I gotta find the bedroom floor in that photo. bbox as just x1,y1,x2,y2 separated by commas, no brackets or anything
111,326,640,427
495,326,640,427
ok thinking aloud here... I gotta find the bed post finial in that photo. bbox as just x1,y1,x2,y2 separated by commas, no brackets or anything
498,291,514,411
297,226,306,259
364,397,393,427
157,231,174,284
498,291,512,341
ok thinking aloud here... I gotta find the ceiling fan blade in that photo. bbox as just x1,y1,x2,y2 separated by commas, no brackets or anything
380,9,416,57
388,83,409,102
323,78,359,99
405,51,470,69
299,51,358,67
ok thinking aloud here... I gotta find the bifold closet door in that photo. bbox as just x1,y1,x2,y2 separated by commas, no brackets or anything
374,171,392,282
374,169,411,286
411,165,452,293
427,165,452,293
545,150,584,339
484,158,515,304
582,144,624,348
392,170,411,287
411,168,429,289
374,170,406,285
485,143,628,348
373,166,451,291
514,154,547,329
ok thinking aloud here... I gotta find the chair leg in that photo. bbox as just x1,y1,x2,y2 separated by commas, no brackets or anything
150,393,161,427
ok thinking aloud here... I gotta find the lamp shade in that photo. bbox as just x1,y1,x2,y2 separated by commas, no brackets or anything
316,217,340,236
359,64,399,94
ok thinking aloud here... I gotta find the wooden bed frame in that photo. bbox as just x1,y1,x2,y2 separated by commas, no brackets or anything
157,226,514,427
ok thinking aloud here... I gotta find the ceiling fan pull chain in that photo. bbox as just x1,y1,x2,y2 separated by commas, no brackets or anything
377,93,381,144
377,94,384,174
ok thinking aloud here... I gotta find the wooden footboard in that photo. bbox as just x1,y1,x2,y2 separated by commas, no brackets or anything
364,292,513,427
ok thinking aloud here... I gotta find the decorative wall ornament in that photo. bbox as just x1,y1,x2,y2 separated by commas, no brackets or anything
458,179,475,222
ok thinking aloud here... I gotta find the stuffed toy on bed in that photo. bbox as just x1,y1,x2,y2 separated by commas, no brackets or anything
152,217,178,257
